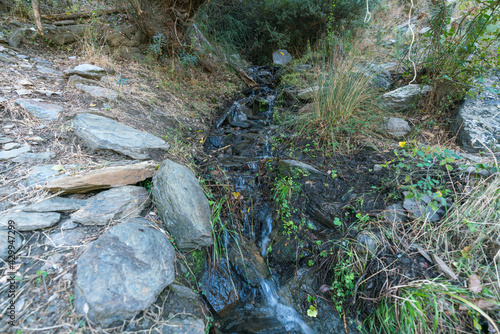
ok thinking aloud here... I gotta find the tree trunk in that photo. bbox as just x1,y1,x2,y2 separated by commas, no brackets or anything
32,0,44,36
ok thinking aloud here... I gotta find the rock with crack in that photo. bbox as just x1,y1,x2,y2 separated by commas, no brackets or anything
64,64,105,80
74,220,175,327
44,161,158,194
381,84,432,112
0,210,61,231
451,72,500,153
384,117,411,137
71,186,150,225
201,258,240,317
152,159,213,250
72,113,170,159
75,84,118,100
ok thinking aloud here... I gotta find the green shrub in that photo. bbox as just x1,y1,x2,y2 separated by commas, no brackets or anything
196,0,380,63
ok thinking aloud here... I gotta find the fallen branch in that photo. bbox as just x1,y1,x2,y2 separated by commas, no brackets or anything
41,8,125,21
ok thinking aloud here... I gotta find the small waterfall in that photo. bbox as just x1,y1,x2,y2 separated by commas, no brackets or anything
260,214,273,257
260,280,314,334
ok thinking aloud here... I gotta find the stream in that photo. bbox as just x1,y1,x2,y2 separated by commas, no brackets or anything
202,66,345,334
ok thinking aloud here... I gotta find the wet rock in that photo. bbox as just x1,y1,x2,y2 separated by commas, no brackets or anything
403,193,445,222
451,73,500,153
73,113,170,159
383,203,407,224
152,159,213,250
0,144,31,161
71,186,150,225
201,258,240,317
0,210,60,231
63,64,105,80
75,84,118,100
16,99,65,121
230,121,251,128
297,86,319,101
44,161,157,194
229,243,270,286
384,117,411,137
381,84,432,112
24,197,86,213
12,151,55,163
74,220,175,327
272,49,292,66
0,229,23,260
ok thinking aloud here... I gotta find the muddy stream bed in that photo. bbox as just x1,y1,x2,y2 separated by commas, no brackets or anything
198,66,438,333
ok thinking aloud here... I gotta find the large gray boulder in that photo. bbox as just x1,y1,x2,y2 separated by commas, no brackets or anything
71,186,150,225
452,73,500,153
152,160,213,250
74,220,175,327
72,113,170,159
381,84,432,112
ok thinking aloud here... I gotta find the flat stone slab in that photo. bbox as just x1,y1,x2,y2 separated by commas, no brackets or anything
64,64,105,80
381,84,433,112
0,144,30,161
71,186,150,225
0,210,61,231
75,84,117,100
452,73,500,153
16,99,64,121
12,151,55,163
75,220,175,326
45,161,158,194
73,113,169,159
24,197,86,213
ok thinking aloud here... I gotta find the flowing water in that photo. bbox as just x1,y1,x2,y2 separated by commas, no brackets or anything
204,66,346,333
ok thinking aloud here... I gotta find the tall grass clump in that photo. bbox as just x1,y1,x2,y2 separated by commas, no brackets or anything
297,54,381,146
